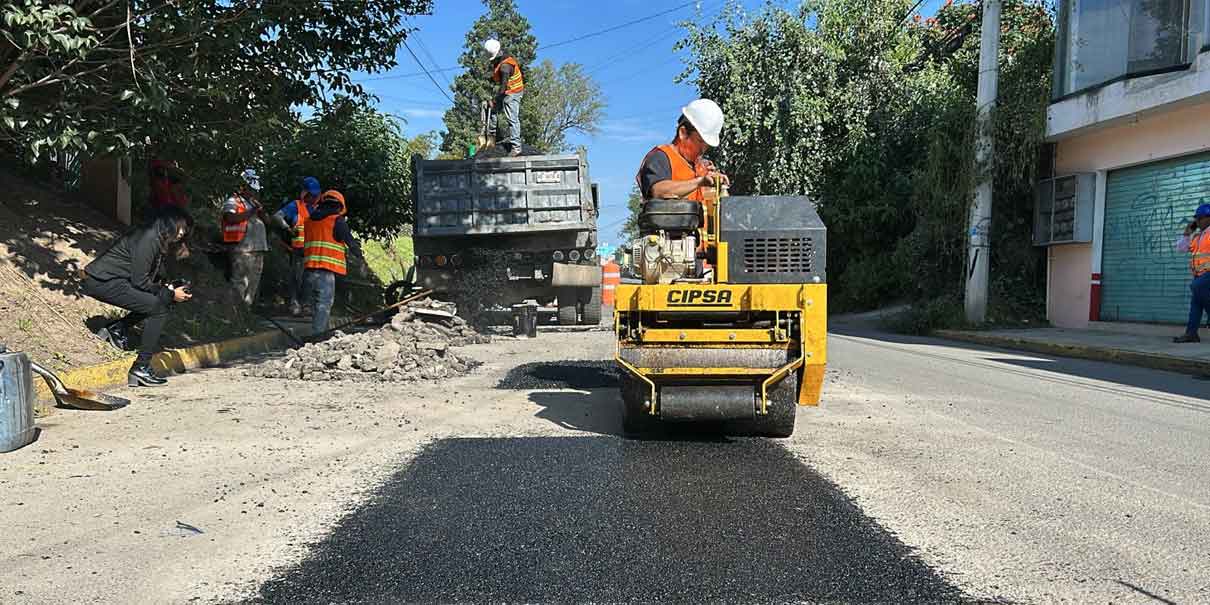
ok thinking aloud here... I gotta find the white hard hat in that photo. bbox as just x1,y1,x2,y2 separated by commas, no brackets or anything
681,99,724,147
483,39,501,59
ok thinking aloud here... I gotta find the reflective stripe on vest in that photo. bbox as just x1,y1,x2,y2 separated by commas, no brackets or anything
223,195,249,243
303,215,348,275
493,56,524,94
1193,231,1210,276
291,199,310,250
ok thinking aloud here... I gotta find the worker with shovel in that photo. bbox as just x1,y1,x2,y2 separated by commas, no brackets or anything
303,190,364,335
83,207,196,387
485,38,524,156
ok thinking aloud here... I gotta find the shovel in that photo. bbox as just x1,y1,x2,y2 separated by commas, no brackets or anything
477,100,496,151
30,361,130,411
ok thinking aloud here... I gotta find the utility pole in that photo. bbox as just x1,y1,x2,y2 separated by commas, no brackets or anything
966,0,1001,324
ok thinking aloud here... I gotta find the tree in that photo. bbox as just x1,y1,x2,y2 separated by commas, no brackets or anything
0,0,433,166
680,0,1053,316
439,0,537,157
261,99,434,240
619,185,644,242
521,60,605,153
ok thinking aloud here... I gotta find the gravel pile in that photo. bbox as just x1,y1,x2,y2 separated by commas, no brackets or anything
248,299,490,382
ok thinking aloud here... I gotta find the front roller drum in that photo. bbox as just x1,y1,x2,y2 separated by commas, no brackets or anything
618,372,799,438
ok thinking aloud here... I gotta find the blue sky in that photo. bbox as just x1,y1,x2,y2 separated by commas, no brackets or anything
361,0,948,249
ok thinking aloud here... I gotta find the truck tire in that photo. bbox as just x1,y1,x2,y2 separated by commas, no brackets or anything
557,287,578,326
620,373,657,437
580,286,602,325
727,371,798,438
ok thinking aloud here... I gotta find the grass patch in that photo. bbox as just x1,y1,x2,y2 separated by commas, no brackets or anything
361,234,413,284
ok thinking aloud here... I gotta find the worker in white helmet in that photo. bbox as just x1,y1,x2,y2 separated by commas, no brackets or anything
635,99,729,204
483,38,525,156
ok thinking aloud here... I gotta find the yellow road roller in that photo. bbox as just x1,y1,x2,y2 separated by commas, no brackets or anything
614,192,826,437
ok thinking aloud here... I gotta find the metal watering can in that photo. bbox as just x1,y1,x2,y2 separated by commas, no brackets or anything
0,344,36,453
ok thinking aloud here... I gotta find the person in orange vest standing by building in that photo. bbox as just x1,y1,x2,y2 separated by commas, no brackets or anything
635,99,730,205
303,190,362,334
272,176,322,316
221,168,268,307
484,38,524,156
1173,203,1210,343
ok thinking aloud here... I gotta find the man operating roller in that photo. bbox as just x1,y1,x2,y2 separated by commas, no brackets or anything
635,98,730,205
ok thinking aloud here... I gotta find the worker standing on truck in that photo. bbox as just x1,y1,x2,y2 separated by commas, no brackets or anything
635,99,730,205
272,176,322,316
303,190,363,334
484,38,524,157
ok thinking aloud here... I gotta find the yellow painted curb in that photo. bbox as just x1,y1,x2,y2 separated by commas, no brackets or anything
934,330,1210,377
33,329,296,415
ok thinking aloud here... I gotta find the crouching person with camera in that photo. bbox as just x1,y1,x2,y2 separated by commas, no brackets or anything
82,207,196,386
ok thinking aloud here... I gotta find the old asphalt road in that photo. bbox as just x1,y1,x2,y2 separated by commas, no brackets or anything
3,324,1208,604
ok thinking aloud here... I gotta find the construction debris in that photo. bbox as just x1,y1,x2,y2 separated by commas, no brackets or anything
247,299,490,383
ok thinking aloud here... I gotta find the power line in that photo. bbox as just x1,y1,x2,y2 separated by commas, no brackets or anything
401,38,455,105
413,30,454,90
538,0,696,51
356,0,700,83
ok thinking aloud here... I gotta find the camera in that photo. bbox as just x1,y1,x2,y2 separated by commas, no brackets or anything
170,279,193,295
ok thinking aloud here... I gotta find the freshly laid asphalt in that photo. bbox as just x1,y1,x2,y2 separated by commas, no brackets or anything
253,436,973,604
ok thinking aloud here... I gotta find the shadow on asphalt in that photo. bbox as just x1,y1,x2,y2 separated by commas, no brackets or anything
831,324,1210,406
252,437,983,605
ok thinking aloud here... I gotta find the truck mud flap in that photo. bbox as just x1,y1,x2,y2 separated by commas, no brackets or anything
552,262,601,287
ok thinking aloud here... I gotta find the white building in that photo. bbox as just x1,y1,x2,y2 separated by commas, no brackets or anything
1042,0,1210,328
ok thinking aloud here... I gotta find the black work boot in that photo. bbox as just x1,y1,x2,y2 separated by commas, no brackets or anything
128,361,167,387
97,320,131,351
1173,333,1201,344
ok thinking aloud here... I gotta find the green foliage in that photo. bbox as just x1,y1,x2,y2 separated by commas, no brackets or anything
0,0,433,166
362,234,415,284
619,185,644,242
521,60,605,153
680,0,1053,318
261,99,436,239
881,296,968,335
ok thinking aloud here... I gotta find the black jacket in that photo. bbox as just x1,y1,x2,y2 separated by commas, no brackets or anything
85,223,174,305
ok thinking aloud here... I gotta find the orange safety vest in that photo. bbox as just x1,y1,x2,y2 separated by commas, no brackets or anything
303,191,348,275
222,194,250,243
492,56,525,94
291,198,311,250
1192,231,1210,277
637,144,711,203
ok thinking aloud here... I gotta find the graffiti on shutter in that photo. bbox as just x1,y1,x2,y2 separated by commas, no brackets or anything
1101,152,1210,323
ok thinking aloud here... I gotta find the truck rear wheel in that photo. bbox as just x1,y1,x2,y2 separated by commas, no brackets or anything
557,287,578,326
580,286,602,325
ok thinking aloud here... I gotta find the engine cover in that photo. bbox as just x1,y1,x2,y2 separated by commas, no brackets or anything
631,232,697,284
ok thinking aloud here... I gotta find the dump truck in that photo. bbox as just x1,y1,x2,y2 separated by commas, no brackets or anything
614,190,827,437
411,152,602,325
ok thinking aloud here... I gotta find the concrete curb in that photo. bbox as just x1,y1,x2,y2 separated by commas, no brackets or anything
33,329,297,415
934,330,1210,377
